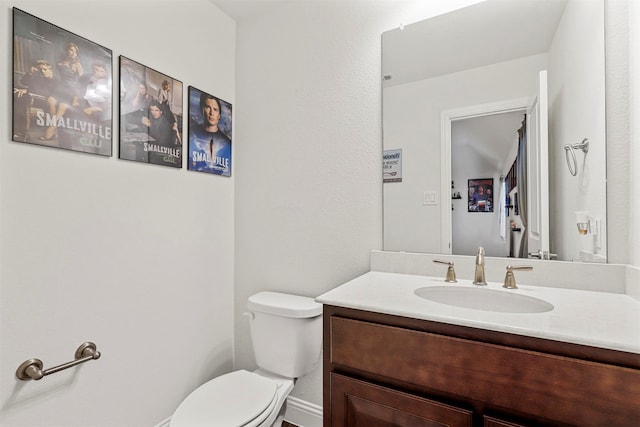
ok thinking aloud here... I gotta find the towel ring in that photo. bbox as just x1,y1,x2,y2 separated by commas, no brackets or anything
563,138,589,176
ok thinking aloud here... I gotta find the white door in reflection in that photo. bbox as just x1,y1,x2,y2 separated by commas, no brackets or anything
526,70,550,259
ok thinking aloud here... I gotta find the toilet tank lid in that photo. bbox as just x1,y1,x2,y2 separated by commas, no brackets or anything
247,292,322,318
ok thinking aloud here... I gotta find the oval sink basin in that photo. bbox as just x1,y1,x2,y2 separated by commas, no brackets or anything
414,286,554,313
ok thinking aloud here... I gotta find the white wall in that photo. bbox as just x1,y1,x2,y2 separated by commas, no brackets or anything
1,0,635,425
233,0,636,416
383,54,547,253
606,0,632,265
0,2,235,426
232,0,486,412
548,0,607,262
631,0,640,267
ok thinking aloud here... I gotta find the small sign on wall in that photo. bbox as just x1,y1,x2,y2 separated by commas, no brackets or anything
383,149,402,183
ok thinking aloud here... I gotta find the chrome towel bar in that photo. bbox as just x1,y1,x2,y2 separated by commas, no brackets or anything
563,138,589,176
16,342,101,381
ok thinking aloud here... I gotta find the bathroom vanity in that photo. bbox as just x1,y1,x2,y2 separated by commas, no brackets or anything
317,271,640,427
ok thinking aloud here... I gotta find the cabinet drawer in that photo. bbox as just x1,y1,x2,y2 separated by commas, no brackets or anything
483,415,528,427
329,316,640,426
330,372,472,427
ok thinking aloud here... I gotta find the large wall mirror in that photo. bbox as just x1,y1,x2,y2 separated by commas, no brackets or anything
382,0,607,262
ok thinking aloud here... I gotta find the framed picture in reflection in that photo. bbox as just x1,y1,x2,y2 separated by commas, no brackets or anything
468,178,493,212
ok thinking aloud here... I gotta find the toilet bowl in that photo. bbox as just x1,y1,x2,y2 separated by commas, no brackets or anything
170,292,322,427
170,369,293,427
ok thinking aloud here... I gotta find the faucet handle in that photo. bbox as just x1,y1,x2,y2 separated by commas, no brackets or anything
503,265,533,289
433,259,457,283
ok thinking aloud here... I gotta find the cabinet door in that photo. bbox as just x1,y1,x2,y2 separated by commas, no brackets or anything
330,373,472,427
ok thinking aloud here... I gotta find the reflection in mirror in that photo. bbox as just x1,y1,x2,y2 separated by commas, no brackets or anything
382,0,607,262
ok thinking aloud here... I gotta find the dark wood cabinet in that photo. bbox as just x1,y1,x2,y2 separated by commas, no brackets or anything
331,372,472,427
483,416,528,427
323,305,640,427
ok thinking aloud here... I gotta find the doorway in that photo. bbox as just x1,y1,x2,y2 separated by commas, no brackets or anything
450,110,525,257
441,98,533,257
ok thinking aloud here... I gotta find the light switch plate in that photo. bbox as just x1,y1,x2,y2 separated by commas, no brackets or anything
423,191,438,205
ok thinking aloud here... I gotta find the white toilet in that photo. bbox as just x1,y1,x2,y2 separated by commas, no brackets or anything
170,291,323,427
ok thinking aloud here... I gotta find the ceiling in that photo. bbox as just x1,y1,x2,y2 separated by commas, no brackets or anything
382,0,568,87
212,0,568,92
209,0,287,21
452,110,525,172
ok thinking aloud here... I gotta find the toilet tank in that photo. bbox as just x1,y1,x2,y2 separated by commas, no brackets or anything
247,292,323,378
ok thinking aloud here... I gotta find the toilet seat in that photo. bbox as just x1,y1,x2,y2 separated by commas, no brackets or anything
170,370,279,427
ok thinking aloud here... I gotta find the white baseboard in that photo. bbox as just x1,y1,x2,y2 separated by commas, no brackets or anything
153,416,171,427
284,396,323,427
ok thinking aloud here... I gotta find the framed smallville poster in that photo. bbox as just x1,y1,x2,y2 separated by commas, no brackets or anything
187,86,232,176
119,56,183,168
12,8,113,156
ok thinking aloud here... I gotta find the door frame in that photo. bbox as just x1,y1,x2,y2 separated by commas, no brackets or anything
440,97,533,254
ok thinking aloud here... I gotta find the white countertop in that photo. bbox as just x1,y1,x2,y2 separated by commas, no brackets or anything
316,271,640,354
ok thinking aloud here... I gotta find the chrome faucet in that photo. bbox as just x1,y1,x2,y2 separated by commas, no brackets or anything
473,247,488,286
433,259,457,283
503,265,533,289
